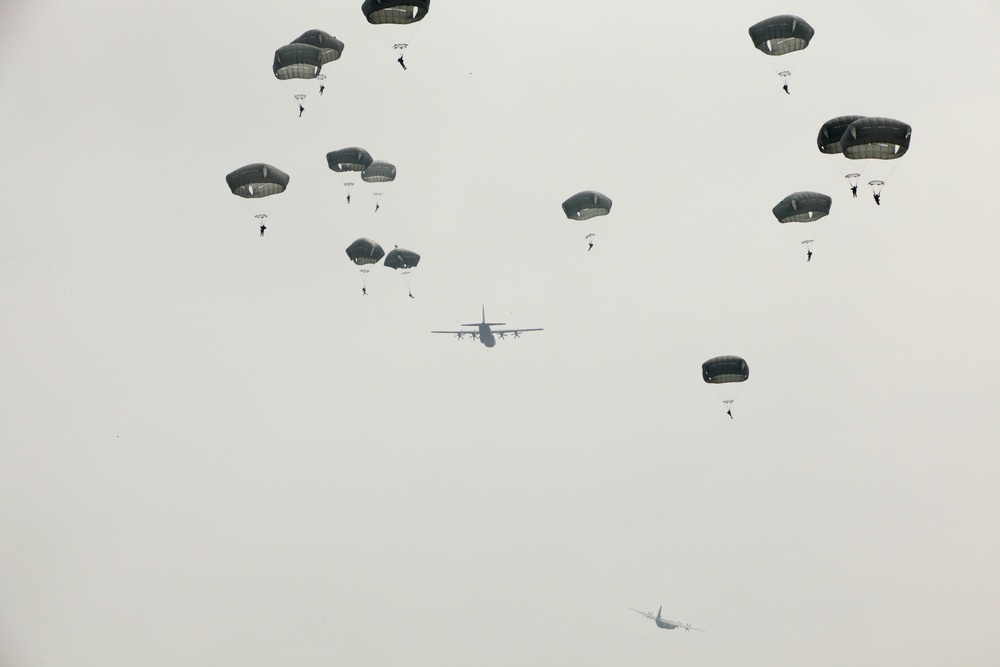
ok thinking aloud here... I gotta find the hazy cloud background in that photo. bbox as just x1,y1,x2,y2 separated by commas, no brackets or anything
2,1,999,665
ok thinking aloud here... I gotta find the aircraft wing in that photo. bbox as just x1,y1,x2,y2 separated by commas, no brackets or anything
431,330,477,338
491,328,543,337
678,622,705,632
629,608,655,620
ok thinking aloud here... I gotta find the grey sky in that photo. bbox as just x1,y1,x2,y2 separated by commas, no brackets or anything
2,1,999,665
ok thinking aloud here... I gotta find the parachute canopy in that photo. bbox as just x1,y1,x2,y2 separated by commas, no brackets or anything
273,43,324,80
772,191,832,224
362,0,430,25
384,247,420,270
292,30,344,64
748,15,814,56
561,191,613,221
327,147,374,172
841,117,912,160
361,160,397,183
226,163,290,198
346,238,385,265
816,116,865,154
702,356,750,384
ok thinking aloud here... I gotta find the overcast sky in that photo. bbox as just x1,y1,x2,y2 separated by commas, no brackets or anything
2,1,999,666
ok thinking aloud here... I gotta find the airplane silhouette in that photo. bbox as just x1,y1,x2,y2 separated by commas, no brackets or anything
630,606,704,632
431,306,542,348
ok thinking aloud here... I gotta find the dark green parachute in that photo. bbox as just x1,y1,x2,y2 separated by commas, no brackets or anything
816,116,865,154
748,15,814,56
362,0,430,25
346,238,385,265
361,160,397,183
702,356,749,384
384,247,420,270
841,117,912,160
561,191,612,220
327,147,374,172
292,30,344,65
226,163,289,198
772,192,832,223
272,43,324,80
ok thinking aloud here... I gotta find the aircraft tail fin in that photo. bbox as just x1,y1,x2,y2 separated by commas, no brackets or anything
656,606,662,621
461,305,505,327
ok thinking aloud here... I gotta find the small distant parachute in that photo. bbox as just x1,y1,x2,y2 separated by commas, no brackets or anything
273,43,325,113
772,191,832,223
327,147,374,204
841,117,912,201
384,246,421,298
561,190,613,250
384,247,420,270
362,0,430,67
702,356,750,384
346,237,385,293
226,163,289,231
291,30,344,65
702,356,749,417
748,15,814,93
226,163,290,199
346,237,385,265
773,191,832,259
361,160,397,211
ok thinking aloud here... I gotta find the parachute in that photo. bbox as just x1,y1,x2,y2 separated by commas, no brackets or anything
841,117,912,201
772,191,832,224
702,356,749,417
291,30,344,65
345,238,385,293
817,116,867,194
841,117,911,160
362,0,430,67
361,160,397,211
384,246,421,297
773,192,832,259
748,15,814,93
327,147,374,205
816,116,866,155
561,190,613,250
226,163,289,231
273,43,325,114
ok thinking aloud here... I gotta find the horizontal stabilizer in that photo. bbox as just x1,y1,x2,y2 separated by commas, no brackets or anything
462,322,505,327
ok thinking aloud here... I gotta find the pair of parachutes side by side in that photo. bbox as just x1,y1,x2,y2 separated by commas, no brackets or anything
817,116,912,200
273,29,345,113
748,14,814,93
346,238,420,294
326,147,397,208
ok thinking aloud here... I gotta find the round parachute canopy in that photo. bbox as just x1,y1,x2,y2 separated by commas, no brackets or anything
226,163,290,198
772,191,832,224
384,247,420,270
327,147,374,173
748,15,814,56
361,160,397,183
292,30,344,65
346,238,385,265
841,117,912,160
817,116,866,154
362,0,430,25
702,356,750,384
272,43,324,80
561,191,613,221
